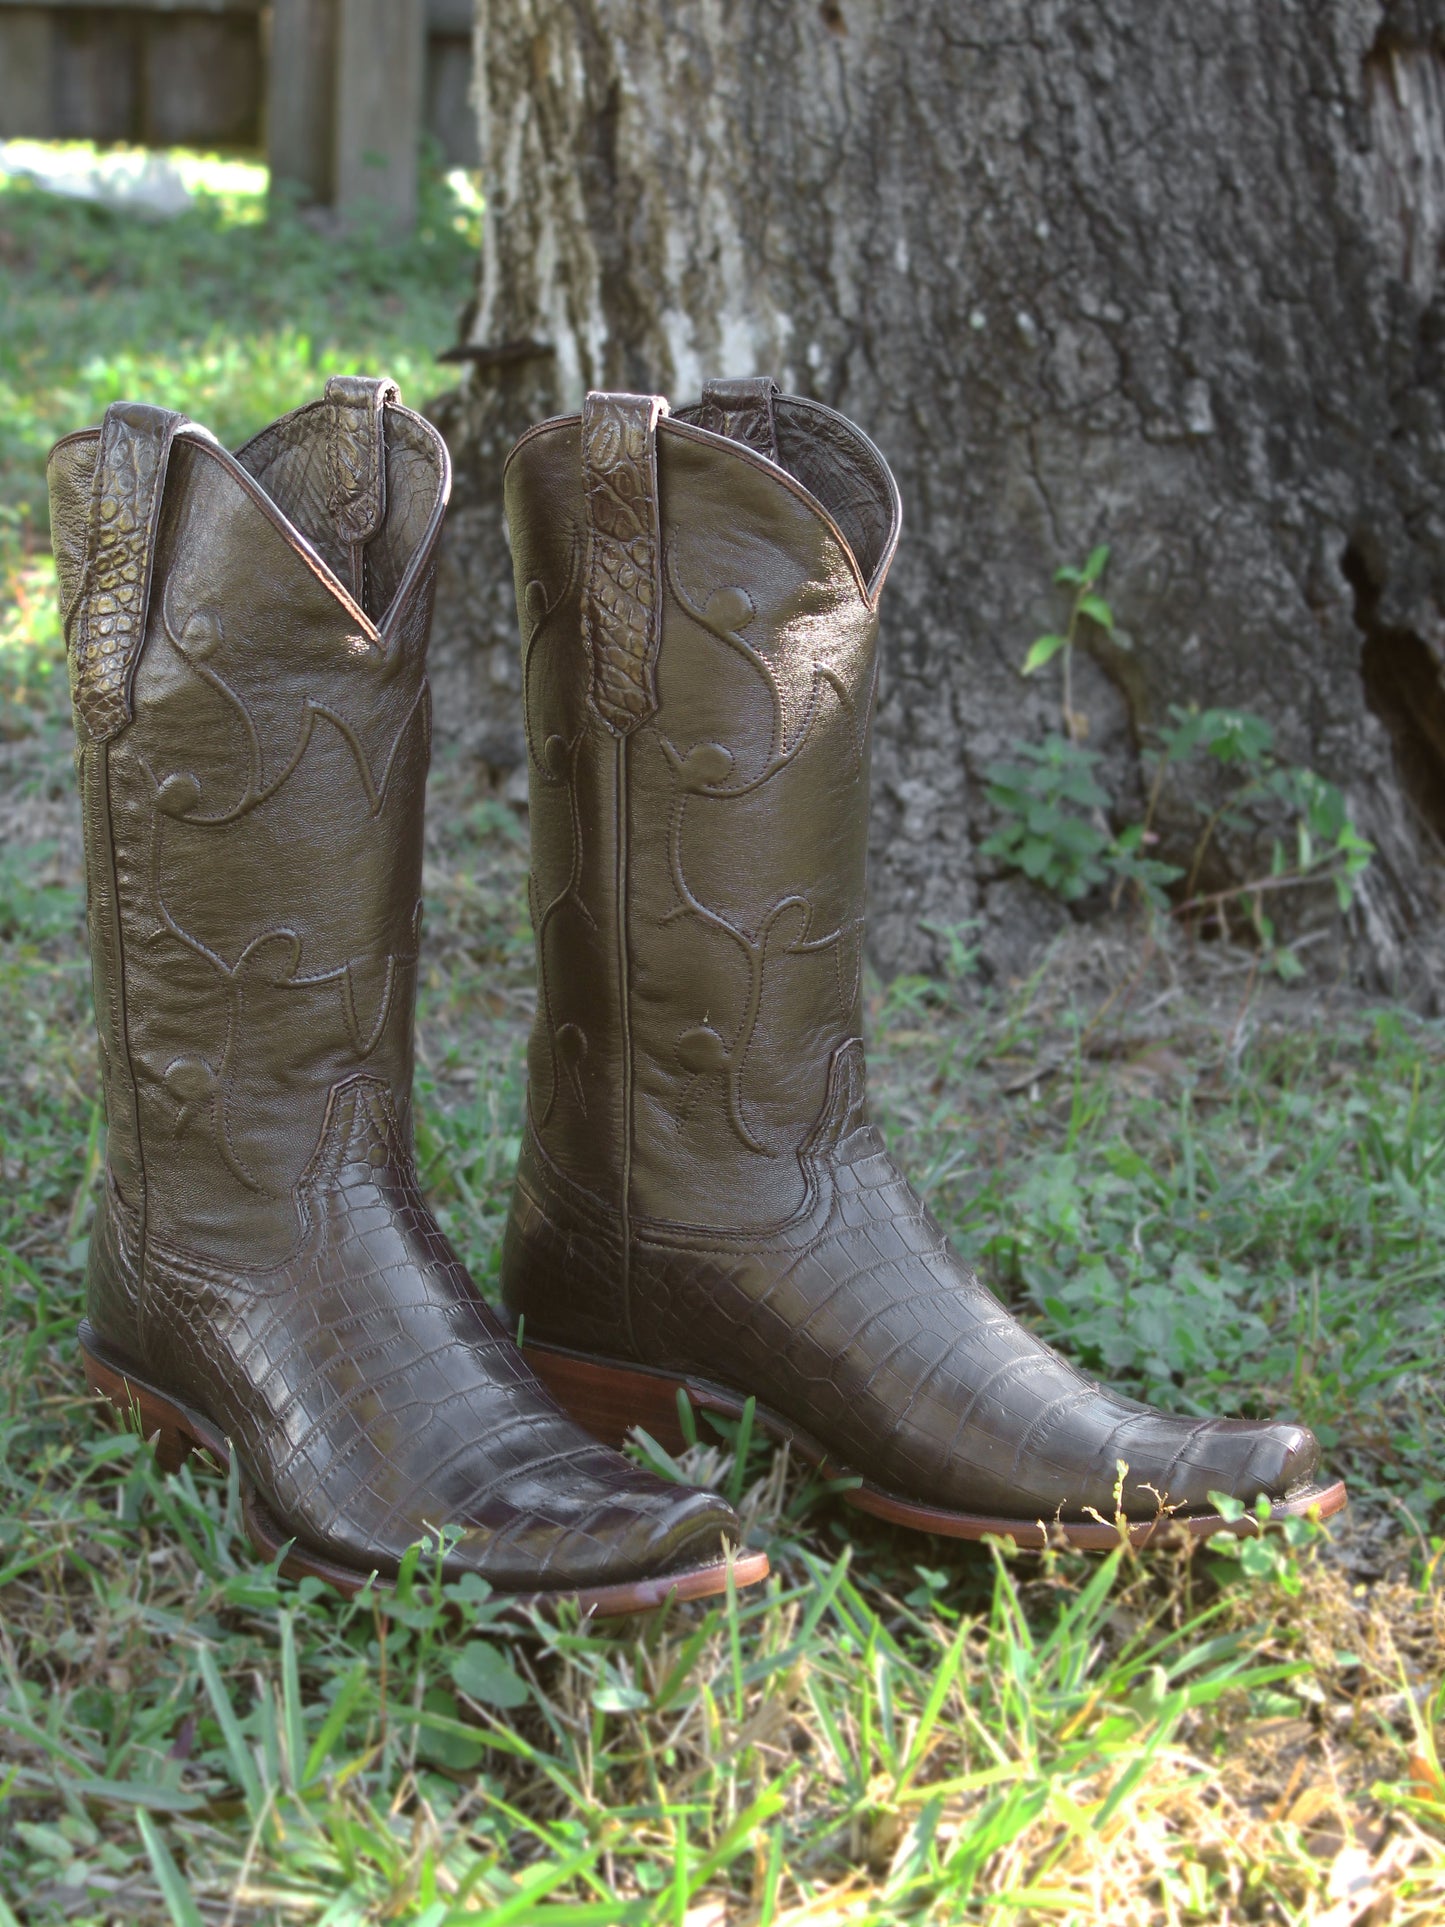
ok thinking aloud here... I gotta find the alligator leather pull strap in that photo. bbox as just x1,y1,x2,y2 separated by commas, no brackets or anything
696,376,779,463
580,389,668,735
325,374,400,545
71,401,189,744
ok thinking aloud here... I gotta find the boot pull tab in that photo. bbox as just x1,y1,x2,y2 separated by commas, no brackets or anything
580,389,668,736
72,401,189,743
325,375,401,547
696,376,779,464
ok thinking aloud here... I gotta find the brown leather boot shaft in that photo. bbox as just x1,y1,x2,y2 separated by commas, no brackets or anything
501,379,1342,1537
51,382,752,1601
51,388,438,1275
505,387,899,1232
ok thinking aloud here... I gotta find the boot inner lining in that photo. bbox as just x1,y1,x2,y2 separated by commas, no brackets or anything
675,393,897,587
234,403,447,625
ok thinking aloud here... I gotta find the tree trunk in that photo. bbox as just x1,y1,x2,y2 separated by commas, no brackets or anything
431,0,1445,994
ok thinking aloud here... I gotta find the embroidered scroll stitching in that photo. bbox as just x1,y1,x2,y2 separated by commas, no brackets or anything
581,390,667,735
145,578,427,1190
658,554,866,1156
519,538,595,1121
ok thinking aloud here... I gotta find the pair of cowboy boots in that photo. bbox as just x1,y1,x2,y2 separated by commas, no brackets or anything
49,375,1344,1611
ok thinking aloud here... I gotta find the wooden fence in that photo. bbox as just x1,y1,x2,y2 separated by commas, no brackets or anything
0,0,476,226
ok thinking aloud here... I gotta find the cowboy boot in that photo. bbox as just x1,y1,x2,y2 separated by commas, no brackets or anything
49,377,766,1610
498,378,1346,1547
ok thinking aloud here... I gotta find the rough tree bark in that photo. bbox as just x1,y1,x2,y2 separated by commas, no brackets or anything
429,0,1445,993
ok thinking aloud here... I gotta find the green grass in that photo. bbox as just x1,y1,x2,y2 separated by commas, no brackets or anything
0,143,478,574
1,148,1443,1924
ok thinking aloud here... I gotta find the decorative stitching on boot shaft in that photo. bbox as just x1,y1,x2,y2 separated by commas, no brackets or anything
657,549,862,1158
139,547,429,1216
518,536,595,1125
508,395,884,1230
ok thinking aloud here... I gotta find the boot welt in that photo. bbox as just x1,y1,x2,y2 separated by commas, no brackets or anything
521,1339,1349,1552
78,1321,768,1616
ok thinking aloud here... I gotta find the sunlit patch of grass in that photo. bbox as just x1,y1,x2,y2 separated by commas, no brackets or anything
0,138,269,206
0,143,479,584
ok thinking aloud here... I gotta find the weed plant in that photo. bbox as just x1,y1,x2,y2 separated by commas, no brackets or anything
983,551,1373,968
0,154,1442,1923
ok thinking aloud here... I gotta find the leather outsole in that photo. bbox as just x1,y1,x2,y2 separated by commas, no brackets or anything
79,1325,769,1616
522,1339,1350,1552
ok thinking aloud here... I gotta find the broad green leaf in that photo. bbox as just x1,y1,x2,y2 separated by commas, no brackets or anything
1077,593,1114,631
452,1640,531,1709
415,1687,487,1772
1207,1491,1248,1523
1018,843,1053,879
1022,632,1069,675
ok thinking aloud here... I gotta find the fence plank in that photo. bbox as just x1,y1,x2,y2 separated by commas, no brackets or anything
0,13,50,139
267,0,336,204
147,14,260,146
2,0,451,229
0,2,260,13
333,0,423,228
51,12,140,141
426,32,478,169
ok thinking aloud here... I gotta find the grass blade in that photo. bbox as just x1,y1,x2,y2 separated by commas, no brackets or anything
136,1811,205,1927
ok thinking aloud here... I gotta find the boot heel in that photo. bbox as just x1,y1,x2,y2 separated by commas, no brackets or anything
523,1344,694,1454
82,1340,200,1475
